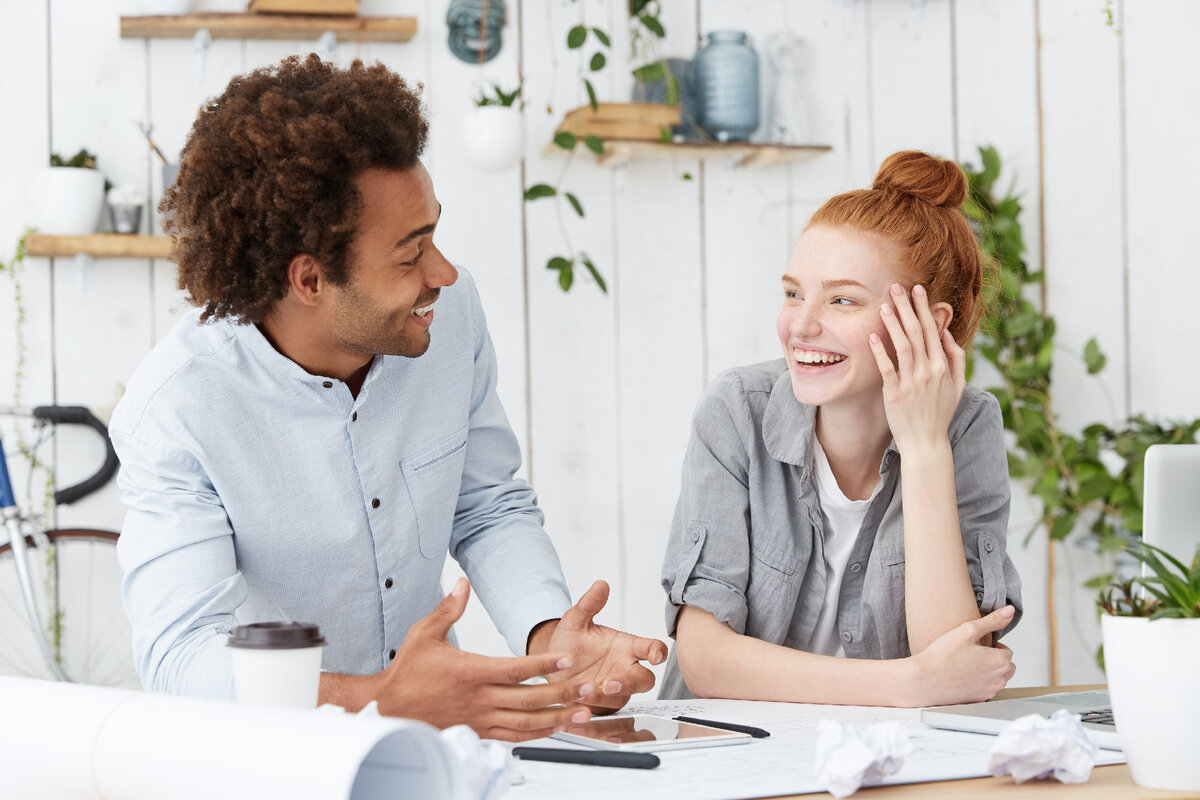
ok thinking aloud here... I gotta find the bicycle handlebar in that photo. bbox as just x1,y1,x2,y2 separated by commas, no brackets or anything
30,406,120,506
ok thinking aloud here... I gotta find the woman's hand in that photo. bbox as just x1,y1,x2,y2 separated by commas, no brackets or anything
904,605,1017,706
869,283,966,456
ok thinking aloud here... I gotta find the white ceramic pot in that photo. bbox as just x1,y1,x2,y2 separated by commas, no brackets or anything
460,106,524,172
29,166,106,235
1101,614,1200,790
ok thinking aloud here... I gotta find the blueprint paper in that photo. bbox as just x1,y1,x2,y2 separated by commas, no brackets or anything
508,697,1124,800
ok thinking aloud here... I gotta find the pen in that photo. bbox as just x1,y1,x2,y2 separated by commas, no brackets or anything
673,715,771,738
512,746,660,769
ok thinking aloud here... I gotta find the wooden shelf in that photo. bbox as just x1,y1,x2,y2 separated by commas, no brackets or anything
25,234,173,260
120,13,417,42
548,139,833,169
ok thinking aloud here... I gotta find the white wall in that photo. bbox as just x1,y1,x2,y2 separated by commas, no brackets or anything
2,0,1198,691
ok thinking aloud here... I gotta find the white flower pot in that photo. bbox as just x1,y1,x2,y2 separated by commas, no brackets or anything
461,106,524,173
1101,614,1200,790
29,166,106,235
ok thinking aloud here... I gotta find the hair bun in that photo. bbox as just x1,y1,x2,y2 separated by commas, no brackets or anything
872,150,966,209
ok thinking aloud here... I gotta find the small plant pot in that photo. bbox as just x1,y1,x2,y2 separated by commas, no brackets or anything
29,167,105,235
1102,614,1200,790
461,106,524,172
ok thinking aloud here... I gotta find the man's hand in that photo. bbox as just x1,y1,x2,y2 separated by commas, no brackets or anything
536,580,669,712
369,578,596,741
905,605,1017,706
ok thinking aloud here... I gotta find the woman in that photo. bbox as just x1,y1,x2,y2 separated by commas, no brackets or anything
660,150,1021,706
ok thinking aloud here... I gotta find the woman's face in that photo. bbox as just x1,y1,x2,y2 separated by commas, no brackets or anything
776,225,909,411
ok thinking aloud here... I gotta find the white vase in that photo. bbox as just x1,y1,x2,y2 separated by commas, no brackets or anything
460,106,524,173
1101,614,1200,790
29,167,106,235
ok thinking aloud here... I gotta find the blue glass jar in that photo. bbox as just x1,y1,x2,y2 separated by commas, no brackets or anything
693,31,760,142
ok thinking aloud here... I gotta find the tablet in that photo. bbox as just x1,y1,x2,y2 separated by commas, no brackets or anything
549,715,752,752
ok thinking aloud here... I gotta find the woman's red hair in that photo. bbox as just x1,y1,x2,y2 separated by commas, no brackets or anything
807,150,989,348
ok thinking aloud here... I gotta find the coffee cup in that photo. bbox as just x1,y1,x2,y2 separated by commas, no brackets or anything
227,622,325,708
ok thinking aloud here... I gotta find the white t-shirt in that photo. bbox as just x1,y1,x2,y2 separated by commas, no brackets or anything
806,436,879,657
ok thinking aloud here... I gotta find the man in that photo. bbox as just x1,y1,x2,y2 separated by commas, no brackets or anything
111,55,665,741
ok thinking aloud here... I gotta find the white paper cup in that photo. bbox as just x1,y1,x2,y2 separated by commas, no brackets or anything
228,622,325,709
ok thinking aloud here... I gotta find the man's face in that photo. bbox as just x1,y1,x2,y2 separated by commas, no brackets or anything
327,164,457,360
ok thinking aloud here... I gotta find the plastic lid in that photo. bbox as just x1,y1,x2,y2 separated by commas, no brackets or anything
227,622,325,649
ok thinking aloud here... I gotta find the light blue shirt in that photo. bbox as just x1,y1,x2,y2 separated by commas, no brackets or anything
111,269,572,699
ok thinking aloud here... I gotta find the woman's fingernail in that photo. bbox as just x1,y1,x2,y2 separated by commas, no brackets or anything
881,304,893,316
891,283,903,295
913,284,926,296
869,333,880,344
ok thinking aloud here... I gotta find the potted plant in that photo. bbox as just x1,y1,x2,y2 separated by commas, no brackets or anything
29,149,107,235
1099,540,1200,790
461,83,524,173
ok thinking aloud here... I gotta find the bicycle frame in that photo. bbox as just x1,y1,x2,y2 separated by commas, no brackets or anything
0,405,120,682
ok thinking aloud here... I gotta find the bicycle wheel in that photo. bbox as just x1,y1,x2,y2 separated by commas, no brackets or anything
0,529,140,688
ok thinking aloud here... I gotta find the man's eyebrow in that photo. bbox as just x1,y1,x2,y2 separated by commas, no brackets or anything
781,274,799,286
395,203,442,249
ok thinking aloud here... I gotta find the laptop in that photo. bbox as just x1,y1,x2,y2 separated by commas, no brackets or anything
920,690,1121,749
922,444,1200,751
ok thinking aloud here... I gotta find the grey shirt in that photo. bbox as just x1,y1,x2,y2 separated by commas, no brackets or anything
659,359,1022,699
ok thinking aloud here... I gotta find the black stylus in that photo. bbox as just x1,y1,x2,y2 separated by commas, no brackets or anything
512,746,661,769
673,715,771,738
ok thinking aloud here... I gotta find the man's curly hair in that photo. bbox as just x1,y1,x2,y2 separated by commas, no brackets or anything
162,54,429,323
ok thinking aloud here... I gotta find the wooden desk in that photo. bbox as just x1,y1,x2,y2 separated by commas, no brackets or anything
765,685,1199,799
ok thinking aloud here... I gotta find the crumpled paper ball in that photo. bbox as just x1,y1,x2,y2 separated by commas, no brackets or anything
987,709,1099,784
815,719,913,798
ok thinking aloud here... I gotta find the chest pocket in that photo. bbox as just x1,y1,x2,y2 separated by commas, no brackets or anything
402,426,469,558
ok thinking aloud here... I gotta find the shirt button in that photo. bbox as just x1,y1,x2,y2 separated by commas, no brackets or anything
384,577,393,589
388,649,397,661
691,530,700,543
849,562,862,574
371,498,381,509
984,539,995,553
840,631,853,643
322,381,333,388
351,411,358,422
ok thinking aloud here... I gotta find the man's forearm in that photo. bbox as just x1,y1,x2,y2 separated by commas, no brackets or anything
526,618,560,655
318,670,383,712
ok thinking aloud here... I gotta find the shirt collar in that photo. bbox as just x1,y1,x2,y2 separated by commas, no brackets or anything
231,318,339,385
760,367,899,474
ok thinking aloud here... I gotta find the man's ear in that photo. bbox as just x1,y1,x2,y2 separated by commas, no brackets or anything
286,254,325,308
931,301,954,335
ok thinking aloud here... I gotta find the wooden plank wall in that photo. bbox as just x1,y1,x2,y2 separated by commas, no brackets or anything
2,0,1197,689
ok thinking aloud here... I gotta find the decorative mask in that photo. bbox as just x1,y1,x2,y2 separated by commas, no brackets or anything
447,0,507,64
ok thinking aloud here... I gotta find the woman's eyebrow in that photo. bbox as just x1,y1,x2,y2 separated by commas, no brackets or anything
821,278,868,290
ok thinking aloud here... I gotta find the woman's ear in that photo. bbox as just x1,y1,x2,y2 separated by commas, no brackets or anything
931,302,954,335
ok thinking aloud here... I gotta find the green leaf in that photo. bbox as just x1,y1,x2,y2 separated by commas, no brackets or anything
638,12,665,37
554,131,578,150
584,78,598,111
567,25,587,49
591,27,610,47
1049,512,1077,541
584,135,604,154
632,62,666,83
581,253,607,293
565,192,584,217
665,73,680,106
659,125,671,143
681,172,693,181
558,263,575,291
1083,337,1107,375
590,52,607,72
524,184,557,201
547,256,571,273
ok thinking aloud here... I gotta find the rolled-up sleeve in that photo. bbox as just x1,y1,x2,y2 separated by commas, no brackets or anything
662,371,756,637
113,424,242,699
952,391,1023,640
